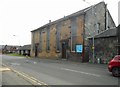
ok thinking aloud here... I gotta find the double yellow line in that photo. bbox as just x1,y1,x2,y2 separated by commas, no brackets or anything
2,64,49,86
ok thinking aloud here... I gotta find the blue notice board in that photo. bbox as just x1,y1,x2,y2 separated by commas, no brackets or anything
76,44,83,53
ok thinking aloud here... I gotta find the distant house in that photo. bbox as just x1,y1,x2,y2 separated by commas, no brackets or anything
2,45,20,54
88,26,118,63
18,44,31,56
0,45,5,54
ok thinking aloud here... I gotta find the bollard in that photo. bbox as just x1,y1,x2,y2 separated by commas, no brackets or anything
97,58,100,64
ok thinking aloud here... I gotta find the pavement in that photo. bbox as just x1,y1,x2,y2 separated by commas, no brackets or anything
1,65,33,85
28,57,108,68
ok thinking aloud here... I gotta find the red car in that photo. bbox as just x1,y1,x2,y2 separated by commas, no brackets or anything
108,55,120,77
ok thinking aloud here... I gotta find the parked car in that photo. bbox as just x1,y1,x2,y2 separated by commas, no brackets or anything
108,55,120,77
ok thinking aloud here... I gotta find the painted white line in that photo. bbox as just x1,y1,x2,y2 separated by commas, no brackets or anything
2,63,48,86
12,69,48,85
0,68,11,71
11,63,20,66
61,68,101,77
14,70,39,85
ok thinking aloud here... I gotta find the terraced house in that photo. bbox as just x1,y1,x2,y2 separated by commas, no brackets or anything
31,1,116,62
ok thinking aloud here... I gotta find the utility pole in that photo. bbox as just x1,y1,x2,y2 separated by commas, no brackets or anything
83,0,96,63
91,5,95,63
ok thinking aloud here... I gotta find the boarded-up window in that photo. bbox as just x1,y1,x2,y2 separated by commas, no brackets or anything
71,17,77,51
39,31,42,51
56,23,61,51
46,26,50,51
32,32,35,51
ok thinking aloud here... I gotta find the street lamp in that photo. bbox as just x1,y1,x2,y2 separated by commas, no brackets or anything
13,35,21,46
83,0,96,63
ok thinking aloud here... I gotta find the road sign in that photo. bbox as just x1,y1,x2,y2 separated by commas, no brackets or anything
76,44,83,53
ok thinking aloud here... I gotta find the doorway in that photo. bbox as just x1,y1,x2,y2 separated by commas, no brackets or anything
35,44,38,57
62,42,66,58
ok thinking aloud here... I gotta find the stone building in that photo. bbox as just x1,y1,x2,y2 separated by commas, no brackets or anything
18,44,31,56
31,1,116,62
2,45,20,54
89,27,117,64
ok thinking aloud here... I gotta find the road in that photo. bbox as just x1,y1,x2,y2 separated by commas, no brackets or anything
1,54,119,86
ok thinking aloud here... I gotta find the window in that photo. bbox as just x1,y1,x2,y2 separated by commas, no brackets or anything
56,23,61,51
97,23,100,33
70,17,77,52
32,32,35,51
39,31,42,52
46,27,50,51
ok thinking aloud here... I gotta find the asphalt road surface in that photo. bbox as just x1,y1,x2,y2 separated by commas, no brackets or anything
1,54,119,86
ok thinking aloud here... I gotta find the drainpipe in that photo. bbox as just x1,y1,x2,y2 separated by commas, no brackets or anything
118,25,120,55
82,12,86,62
105,4,109,30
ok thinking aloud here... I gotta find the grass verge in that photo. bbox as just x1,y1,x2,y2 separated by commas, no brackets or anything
7,53,25,57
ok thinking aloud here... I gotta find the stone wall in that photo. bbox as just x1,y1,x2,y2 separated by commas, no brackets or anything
31,14,84,59
89,36,117,63
31,29,40,57
84,2,116,43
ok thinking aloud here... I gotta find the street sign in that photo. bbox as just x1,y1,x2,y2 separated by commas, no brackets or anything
76,44,83,53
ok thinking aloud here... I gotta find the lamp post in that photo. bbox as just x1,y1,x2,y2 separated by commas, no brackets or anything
83,0,96,63
13,35,21,46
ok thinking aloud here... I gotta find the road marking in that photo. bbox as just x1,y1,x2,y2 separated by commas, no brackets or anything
10,63,20,66
61,68,101,77
0,68,11,72
33,62,37,64
2,64,48,86
12,69,48,86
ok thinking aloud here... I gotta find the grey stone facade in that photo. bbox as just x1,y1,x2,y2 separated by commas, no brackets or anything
84,2,116,43
83,2,116,63
88,28,118,64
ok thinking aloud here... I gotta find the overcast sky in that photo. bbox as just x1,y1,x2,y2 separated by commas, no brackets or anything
0,0,119,46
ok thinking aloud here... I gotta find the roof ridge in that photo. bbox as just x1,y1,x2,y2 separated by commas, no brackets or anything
94,27,117,38
31,1,105,32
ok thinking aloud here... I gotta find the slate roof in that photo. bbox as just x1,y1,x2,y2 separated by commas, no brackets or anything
94,27,117,38
31,1,105,32
19,45,31,50
3,45,20,50
0,45,5,51
0,45,5,49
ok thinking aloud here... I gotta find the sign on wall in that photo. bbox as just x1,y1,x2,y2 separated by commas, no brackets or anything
75,44,83,53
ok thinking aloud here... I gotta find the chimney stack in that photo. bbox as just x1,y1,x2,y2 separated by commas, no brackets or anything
49,20,51,23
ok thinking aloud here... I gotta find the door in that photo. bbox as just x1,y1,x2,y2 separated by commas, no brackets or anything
62,42,66,58
35,45,38,57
